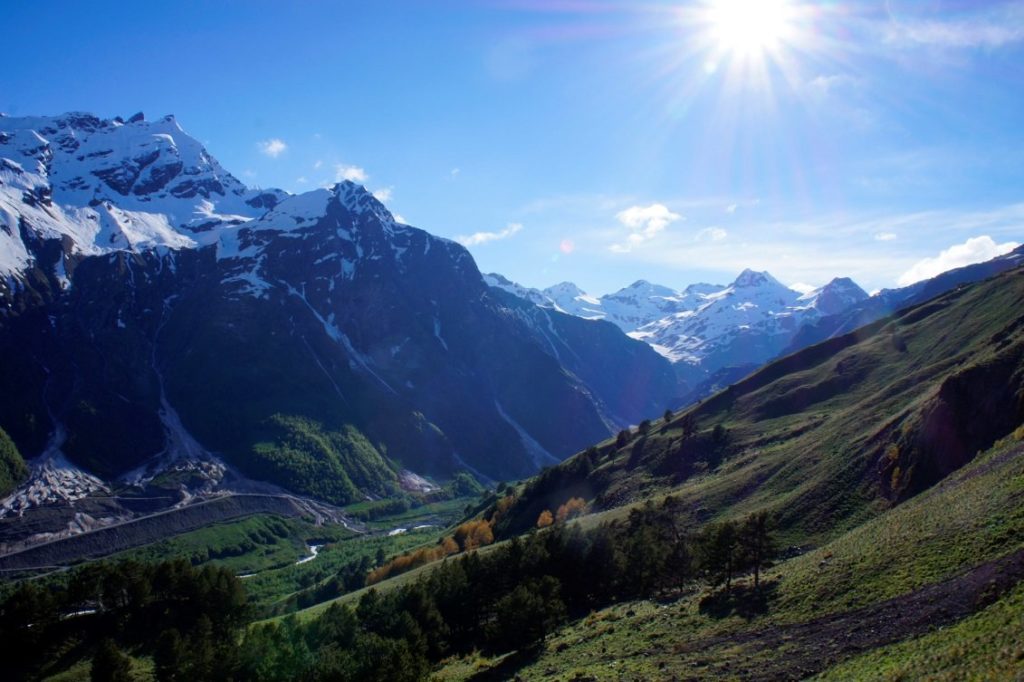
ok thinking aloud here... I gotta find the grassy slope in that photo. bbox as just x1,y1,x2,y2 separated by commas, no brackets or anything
435,436,1024,680
424,269,1024,679
499,266,1024,549
0,425,29,496
815,582,1024,681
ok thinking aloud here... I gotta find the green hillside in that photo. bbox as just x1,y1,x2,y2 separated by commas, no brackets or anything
6,267,1023,681
495,265,1024,546
0,426,28,497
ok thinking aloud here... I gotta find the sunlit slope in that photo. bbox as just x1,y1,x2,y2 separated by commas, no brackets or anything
437,433,1024,681
496,265,1024,544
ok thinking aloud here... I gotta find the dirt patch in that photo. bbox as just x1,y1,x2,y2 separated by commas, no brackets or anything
672,547,1024,680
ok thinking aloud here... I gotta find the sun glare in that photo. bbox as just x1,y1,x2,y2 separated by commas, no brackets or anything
706,0,796,56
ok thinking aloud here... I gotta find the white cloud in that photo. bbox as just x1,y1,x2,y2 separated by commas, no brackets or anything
696,227,728,242
888,18,1024,49
897,236,1019,287
881,4,1024,49
296,176,308,185
258,139,287,158
875,232,897,241
450,168,461,178
313,160,323,170
789,282,817,295
335,164,368,183
242,169,256,178
393,213,408,224
610,204,682,253
456,223,523,247
373,187,393,202
725,203,738,214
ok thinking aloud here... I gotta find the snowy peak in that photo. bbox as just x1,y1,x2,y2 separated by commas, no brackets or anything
606,279,679,301
0,111,291,280
684,282,726,297
544,281,586,299
730,268,786,290
542,282,605,319
799,277,869,316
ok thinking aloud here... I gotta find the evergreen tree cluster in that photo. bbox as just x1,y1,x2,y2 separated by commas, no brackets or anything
236,499,776,681
0,559,247,681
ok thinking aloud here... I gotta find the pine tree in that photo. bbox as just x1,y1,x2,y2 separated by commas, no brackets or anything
91,639,133,682
154,629,184,682
739,511,776,591
697,521,739,594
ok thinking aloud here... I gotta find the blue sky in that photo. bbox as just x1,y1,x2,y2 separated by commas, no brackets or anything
4,0,1023,294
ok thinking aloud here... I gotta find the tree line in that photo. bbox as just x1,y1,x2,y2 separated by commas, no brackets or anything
0,499,774,680
0,559,247,681
235,497,775,681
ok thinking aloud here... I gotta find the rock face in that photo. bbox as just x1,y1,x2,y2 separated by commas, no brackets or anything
0,113,678,497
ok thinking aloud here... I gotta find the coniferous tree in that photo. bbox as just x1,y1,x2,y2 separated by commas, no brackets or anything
91,639,133,682
153,629,185,682
739,511,776,590
697,521,739,594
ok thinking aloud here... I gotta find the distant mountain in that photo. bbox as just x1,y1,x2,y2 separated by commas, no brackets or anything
484,274,724,332
493,263,1024,540
487,269,870,396
490,253,1024,404
0,112,677,506
788,246,1024,352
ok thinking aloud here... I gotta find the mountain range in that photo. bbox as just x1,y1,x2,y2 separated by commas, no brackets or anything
487,246,1024,399
1,110,1021,514
0,112,676,508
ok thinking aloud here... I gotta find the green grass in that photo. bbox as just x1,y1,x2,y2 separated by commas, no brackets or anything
433,425,1024,679
244,524,446,613
42,654,154,682
0,425,28,496
772,437,1024,622
106,493,478,614
816,582,1024,681
113,514,329,574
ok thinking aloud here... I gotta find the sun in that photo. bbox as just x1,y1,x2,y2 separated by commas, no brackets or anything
705,0,796,57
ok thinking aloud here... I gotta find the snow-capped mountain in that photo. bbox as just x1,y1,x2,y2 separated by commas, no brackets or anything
483,275,725,331
0,112,677,499
486,269,874,397
0,112,281,273
797,277,869,316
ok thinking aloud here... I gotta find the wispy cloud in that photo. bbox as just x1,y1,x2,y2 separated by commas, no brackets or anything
884,4,1024,49
457,223,523,247
373,187,394,202
597,203,1024,291
610,203,681,253
875,232,897,241
450,168,461,178
335,164,368,183
696,226,727,242
897,235,1019,286
258,138,287,158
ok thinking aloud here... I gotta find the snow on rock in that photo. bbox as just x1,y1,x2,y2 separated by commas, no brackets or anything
0,112,284,282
